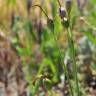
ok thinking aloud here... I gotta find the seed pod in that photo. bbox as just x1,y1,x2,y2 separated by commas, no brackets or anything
65,0,72,15
61,17,69,28
47,18,54,32
59,7,66,19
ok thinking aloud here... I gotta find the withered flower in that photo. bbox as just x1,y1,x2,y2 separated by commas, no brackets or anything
59,7,66,19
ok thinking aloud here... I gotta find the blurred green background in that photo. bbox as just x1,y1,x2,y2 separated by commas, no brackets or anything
0,0,96,96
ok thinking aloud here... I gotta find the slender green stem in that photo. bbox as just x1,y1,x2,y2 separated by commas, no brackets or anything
52,31,74,96
67,27,80,96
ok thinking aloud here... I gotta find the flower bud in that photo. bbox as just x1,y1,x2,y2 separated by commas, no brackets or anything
65,0,72,15
59,7,66,19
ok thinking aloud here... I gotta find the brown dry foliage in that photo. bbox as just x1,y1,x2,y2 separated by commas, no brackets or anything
0,32,28,96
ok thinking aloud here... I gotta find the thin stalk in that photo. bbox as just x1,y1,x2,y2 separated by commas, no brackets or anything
52,31,74,96
57,0,61,7
33,5,49,19
67,27,80,96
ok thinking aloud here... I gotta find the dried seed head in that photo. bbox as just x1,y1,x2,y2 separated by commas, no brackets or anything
65,0,72,15
59,7,66,19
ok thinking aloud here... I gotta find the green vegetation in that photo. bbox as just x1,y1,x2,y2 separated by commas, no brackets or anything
0,0,96,96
